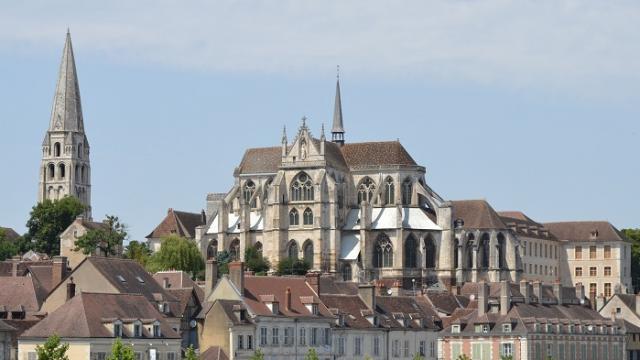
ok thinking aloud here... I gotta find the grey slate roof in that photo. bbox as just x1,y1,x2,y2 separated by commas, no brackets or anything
544,221,629,243
331,79,344,133
451,200,506,229
48,31,85,133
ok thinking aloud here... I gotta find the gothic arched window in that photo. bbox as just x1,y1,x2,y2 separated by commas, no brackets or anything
243,180,257,208
402,178,413,205
303,208,313,226
77,143,83,159
48,164,55,179
480,233,490,269
357,177,376,205
207,239,218,259
303,241,314,266
289,208,299,226
404,235,417,268
54,142,61,157
384,177,395,205
497,233,506,269
58,163,66,179
81,165,86,183
342,264,352,281
454,238,459,269
424,235,436,268
229,239,240,261
288,241,299,260
466,233,475,268
373,233,393,268
255,241,263,255
291,173,314,201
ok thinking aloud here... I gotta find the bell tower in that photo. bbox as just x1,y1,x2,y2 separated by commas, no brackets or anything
39,31,92,218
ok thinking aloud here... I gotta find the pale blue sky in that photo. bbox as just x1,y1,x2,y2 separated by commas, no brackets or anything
1,1,639,241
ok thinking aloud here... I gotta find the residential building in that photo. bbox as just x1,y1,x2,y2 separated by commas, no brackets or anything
599,293,640,360
19,293,181,360
59,216,113,269
147,208,207,252
0,320,15,360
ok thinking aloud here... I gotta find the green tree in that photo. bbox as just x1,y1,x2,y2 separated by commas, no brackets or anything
106,338,134,360
74,215,127,257
123,240,151,266
456,355,472,360
501,356,514,360
277,257,310,275
147,235,204,277
304,348,319,360
216,249,232,275
0,228,18,261
623,228,640,291
245,245,270,275
25,197,85,256
184,345,198,360
248,349,265,360
413,354,425,360
35,334,69,360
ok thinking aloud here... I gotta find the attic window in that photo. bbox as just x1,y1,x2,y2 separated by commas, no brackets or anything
0,311,6,319
135,276,145,284
116,275,126,283
114,321,123,337
153,321,161,337
451,325,461,334
502,323,512,333
134,322,142,337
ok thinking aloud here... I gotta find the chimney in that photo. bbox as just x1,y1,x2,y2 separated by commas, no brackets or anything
229,261,245,296
52,256,67,287
205,259,218,300
520,280,531,304
66,277,76,301
11,256,20,277
554,281,563,305
358,283,376,312
478,281,488,316
167,208,173,214
500,280,510,316
163,277,169,289
284,287,292,311
596,294,605,311
305,272,321,295
576,282,585,303
533,281,543,304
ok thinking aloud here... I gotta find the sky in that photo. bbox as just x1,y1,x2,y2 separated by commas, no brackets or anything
0,0,639,242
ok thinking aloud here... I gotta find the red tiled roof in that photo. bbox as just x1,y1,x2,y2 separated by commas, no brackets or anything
200,346,229,360
146,209,205,239
340,141,417,168
451,200,506,229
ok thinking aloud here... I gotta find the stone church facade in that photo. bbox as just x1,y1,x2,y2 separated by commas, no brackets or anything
38,31,92,218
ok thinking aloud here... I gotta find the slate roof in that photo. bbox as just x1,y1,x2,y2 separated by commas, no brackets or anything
20,293,180,339
0,276,45,315
146,209,205,239
0,320,15,332
498,211,556,241
451,200,506,229
544,221,629,243
320,294,374,329
200,346,229,360
0,227,20,242
375,295,442,330
153,270,204,304
236,147,282,174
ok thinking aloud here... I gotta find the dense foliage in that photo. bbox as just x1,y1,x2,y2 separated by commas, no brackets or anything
623,228,640,291
123,240,152,266
0,228,18,261
248,349,265,360
74,215,127,256
25,197,84,256
277,257,310,276
35,334,69,360
304,348,319,360
184,345,198,360
106,338,134,360
147,235,204,277
244,245,271,275
216,249,232,275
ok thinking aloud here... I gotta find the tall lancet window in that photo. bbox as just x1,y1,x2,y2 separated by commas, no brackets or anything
289,208,299,226
384,177,395,205
402,178,413,205
243,180,256,208
357,177,376,205
373,233,393,268
303,208,313,226
291,173,314,201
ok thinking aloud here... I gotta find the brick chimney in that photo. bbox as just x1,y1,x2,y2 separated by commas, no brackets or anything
500,280,510,315
533,281,543,303
205,259,218,300
596,294,605,311
305,272,321,295
66,277,76,301
478,281,488,316
520,280,531,304
11,256,20,277
229,261,245,296
554,281,563,305
52,256,67,287
284,287,292,311
358,283,376,312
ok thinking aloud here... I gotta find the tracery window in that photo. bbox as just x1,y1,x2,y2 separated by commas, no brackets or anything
229,239,240,261
466,233,475,268
342,264,352,281
48,163,55,179
402,178,412,205
424,235,436,268
357,177,376,205
303,208,313,226
243,180,256,208
291,173,314,201
404,235,417,268
497,233,506,269
480,233,490,269
303,241,314,266
207,239,218,259
384,177,395,205
373,233,393,268
288,241,299,260
289,208,299,226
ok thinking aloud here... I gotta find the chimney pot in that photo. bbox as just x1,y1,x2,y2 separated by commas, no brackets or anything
500,280,510,315
305,272,321,295
285,287,292,311
66,277,76,301
478,281,488,316
205,259,218,300
533,281,543,304
358,283,376,312
520,280,531,304
52,256,67,287
229,261,245,296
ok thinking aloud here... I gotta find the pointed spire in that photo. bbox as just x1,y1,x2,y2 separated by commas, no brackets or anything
49,30,84,133
331,66,345,145
320,123,326,141
281,125,287,144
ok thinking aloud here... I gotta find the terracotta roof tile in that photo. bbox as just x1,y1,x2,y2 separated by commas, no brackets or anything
340,141,417,168
544,221,628,243
236,147,282,174
320,294,373,329
451,200,506,229
200,346,229,360
146,209,205,239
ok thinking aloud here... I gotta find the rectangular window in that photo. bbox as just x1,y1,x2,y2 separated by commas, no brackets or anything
237,334,244,350
605,283,612,297
452,324,460,333
260,327,268,346
535,243,538,257
337,336,345,356
373,336,380,356
590,283,597,299
135,353,142,360
502,323,512,332
299,327,306,346
272,327,279,345
403,340,409,357
323,328,331,346
590,246,596,259
167,353,176,360
524,241,527,256
284,327,294,346
575,246,582,259
604,245,611,259
501,343,513,356
605,266,612,276
430,341,436,357
419,340,426,356
544,244,548,258
354,337,362,356
311,327,318,346
558,344,565,360
247,335,253,350
451,343,462,359
392,339,400,357
590,267,597,276
575,267,582,276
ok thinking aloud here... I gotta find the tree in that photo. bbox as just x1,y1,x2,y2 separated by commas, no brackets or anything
216,249,232,275
623,228,640,292
0,228,18,261
245,245,270,275
304,348,319,360
35,334,69,360
184,345,198,360
106,338,134,360
277,257,310,275
147,235,204,277
123,240,151,266
25,197,85,256
248,349,265,360
413,354,425,360
456,355,472,360
74,215,127,257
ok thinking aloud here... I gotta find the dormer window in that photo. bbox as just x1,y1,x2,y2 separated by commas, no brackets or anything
134,321,142,337
452,325,461,334
153,321,161,337
271,302,279,315
545,324,553,333
311,304,319,316
474,324,490,333
502,323,512,333
113,321,123,337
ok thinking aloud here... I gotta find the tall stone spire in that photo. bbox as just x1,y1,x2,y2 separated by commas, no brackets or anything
49,30,84,133
331,67,345,145
39,31,92,219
